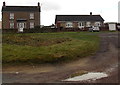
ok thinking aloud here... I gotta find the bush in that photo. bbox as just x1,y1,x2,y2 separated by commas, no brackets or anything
2,26,58,33
2,29,18,34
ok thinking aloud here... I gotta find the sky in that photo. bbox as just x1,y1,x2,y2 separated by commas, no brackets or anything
0,0,119,25
119,1,120,22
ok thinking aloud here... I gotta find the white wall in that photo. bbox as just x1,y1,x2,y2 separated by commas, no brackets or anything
109,24,116,31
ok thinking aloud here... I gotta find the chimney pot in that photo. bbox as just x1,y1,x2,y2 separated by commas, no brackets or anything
3,2,5,6
38,2,40,6
90,12,92,15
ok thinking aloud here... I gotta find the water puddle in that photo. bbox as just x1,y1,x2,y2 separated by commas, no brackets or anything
105,64,118,73
63,72,108,81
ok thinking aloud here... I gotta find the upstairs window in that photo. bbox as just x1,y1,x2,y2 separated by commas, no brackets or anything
30,13,34,19
10,13,14,19
30,22,34,28
66,22,73,28
10,22,14,28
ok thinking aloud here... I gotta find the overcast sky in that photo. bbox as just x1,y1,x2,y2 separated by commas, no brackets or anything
0,0,119,25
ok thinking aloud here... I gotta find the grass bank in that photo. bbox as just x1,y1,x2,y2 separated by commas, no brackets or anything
3,32,100,64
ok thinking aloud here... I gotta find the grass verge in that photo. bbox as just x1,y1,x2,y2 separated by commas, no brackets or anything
3,32,100,65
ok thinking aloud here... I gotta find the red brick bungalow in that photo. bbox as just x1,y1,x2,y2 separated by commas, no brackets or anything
55,12,104,31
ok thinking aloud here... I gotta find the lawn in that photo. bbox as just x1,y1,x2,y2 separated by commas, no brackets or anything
2,32,100,64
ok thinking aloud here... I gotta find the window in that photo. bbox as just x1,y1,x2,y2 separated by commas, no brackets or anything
10,13,14,19
30,13,34,19
10,22,14,28
66,22,73,28
30,22,34,28
86,22,91,27
17,23,26,28
95,22,101,27
79,23,83,26
78,22,84,28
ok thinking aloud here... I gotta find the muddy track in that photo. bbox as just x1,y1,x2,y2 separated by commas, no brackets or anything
2,32,119,83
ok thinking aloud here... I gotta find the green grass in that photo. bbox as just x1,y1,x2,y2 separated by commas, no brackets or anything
2,32,100,64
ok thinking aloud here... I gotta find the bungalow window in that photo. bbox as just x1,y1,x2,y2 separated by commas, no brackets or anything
66,22,73,28
95,22,101,27
86,22,91,27
78,22,84,28
30,13,34,19
10,22,14,28
10,13,14,19
30,22,34,28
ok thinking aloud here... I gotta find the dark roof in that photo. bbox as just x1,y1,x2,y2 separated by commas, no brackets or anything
55,15,104,23
2,6,40,12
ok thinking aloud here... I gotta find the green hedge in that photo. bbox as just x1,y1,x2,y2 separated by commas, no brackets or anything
2,28,58,33
24,28,58,33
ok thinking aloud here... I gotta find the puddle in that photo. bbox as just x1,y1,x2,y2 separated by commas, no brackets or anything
63,72,108,81
105,64,118,73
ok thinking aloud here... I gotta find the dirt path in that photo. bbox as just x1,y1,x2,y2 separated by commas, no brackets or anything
2,32,119,83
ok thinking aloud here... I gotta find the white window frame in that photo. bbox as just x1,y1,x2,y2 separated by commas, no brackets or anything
95,22,101,27
78,22,84,28
30,22,34,28
30,13,34,19
10,13,14,19
10,22,14,28
66,22,73,28
17,23,26,28
86,22,91,27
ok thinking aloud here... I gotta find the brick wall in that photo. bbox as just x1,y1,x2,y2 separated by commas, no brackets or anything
2,11,40,29
56,21,104,29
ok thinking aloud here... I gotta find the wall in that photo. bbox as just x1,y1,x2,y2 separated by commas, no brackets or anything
56,21,104,28
108,23,116,31
2,11,40,29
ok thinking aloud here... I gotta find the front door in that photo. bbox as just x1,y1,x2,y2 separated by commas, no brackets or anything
18,23,25,32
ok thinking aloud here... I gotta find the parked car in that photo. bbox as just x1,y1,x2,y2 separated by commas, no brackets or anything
89,26,100,32
89,27,93,32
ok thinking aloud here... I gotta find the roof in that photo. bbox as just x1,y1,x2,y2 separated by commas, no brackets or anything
2,6,40,12
55,15,104,23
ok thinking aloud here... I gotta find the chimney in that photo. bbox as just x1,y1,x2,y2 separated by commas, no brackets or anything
38,2,40,6
3,2,6,6
90,12,92,15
